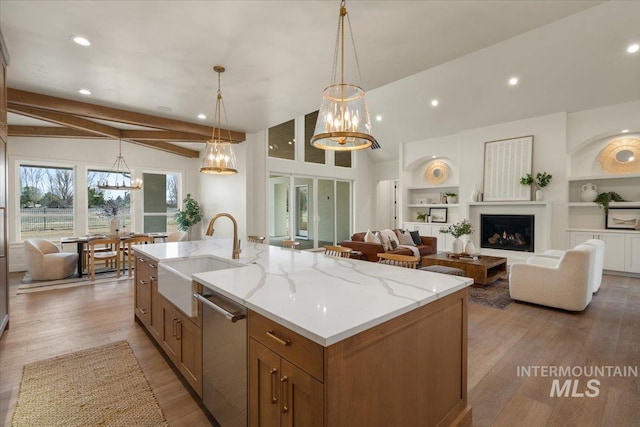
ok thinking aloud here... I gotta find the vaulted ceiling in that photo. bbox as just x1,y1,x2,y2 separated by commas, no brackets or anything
3,1,638,163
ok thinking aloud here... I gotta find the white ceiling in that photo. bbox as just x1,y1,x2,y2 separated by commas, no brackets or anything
2,1,639,162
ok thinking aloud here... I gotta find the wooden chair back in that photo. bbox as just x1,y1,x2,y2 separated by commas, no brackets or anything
324,245,352,258
87,238,122,281
122,236,153,276
247,235,266,243
377,253,419,269
281,240,300,249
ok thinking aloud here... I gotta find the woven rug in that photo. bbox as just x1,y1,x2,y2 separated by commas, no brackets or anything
468,277,513,310
18,272,131,294
12,341,167,427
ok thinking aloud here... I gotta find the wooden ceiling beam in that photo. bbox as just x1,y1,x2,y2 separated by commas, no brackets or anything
126,139,200,158
120,129,209,142
8,126,103,138
8,103,122,139
8,88,245,143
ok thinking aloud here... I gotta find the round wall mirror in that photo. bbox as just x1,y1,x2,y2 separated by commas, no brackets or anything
425,160,449,184
432,168,442,178
615,149,635,163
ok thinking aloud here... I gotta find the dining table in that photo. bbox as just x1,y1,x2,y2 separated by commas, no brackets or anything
60,232,168,277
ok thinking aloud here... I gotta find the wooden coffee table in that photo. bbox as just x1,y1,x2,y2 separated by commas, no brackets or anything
421,253,507,285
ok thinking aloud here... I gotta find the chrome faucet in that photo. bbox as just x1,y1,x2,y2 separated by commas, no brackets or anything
206,213,241,259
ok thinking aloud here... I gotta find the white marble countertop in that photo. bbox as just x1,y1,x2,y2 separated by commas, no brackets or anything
135,238,472,346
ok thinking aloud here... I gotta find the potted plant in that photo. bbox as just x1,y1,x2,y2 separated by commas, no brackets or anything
520,172,552,200
440,218,474,254
175,194,202,240
417,212,427,222
445,192,458,204
595,191,627,215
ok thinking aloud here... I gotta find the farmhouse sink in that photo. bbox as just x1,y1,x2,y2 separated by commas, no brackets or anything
158,256,243,317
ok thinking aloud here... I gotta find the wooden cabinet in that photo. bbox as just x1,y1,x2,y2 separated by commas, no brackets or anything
248,288,471,427
248,311,323,427
160,298,203,396
133,250,202,396
569,230,627,271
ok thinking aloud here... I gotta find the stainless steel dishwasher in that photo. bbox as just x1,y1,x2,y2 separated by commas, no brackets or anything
193,290,247,427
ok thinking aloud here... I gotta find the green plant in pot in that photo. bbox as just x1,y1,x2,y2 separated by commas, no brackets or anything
417,212,427,222
520,172,552,200
595,191,627,215
445,192,458,204
440,219,475,254
175,194,202,240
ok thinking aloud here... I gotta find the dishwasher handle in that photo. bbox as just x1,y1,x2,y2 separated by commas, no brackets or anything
194,293,246,323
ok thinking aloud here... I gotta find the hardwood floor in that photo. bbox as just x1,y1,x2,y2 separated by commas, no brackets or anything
0,271,638,426
0,273,213,427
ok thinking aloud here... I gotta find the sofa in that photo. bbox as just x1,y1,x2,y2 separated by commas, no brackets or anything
341,229,437,262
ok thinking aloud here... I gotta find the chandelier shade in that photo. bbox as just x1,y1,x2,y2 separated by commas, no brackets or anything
200,65,238,175
97,139,142,190
311,0,376,151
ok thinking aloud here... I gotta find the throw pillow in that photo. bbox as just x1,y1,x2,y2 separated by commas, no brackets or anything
409,230,421,245
389,237,398,250
381,229,399,246
364,229,376,243
397,230,415,246
376,231,389,251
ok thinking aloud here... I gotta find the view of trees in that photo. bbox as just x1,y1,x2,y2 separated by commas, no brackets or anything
20,166,74,208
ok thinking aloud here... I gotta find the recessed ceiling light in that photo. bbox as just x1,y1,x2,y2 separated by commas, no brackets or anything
508,77,519,86
627,43,639,54
431,155,437,159
72,36,91,47
197,113,207,119
78,89,91,95
621,129,629,133
375,115,382,121
431,99,439,107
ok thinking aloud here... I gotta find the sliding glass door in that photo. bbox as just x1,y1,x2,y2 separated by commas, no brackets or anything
269,174,351,249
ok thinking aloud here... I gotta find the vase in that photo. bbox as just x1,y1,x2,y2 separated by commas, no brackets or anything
470,184,479,202
446,196,457,204
464,240,476,255
535,189,543,201
110,217,119,236
580,183,598,202
452,238,463,254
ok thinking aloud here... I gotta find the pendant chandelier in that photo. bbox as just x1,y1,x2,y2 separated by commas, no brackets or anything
311,0,377,151
200,65,238,174
97,139,142,190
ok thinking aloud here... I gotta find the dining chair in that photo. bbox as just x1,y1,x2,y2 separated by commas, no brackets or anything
122,235,154,276
376,253,419,269
281,240,300,249
87,237,121,281
247,235,266,243
166,231,188,242
324,245,352,258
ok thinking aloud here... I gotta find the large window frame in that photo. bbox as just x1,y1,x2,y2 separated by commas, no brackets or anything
141,171,181,233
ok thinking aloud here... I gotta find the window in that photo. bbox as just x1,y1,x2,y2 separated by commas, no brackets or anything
304,111,325,164
19,165,74,239
87,169,131,234
268,119,295,160
335,151,352,168
143,172,180,233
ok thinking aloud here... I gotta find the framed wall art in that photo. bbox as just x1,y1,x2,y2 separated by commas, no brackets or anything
483,135,533,201
606,207,640,230
429,207,448,223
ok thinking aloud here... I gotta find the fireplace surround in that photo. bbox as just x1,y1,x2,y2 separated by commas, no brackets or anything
481,214,535,252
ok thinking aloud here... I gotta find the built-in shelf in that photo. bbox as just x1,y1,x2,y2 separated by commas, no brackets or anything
568,201,640,207
408,203,459,208
407,185,459,190
568,173,640,181
468,201,551,206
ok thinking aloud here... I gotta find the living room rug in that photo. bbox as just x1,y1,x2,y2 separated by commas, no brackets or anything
18,272,131,295
12,341,167,427
468,278,513,310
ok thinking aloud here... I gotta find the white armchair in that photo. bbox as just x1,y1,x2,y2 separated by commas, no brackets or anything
24,239,78,281
539,239,604,293
509,244,595,311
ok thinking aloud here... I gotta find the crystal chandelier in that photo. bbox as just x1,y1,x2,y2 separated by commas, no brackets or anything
97,139,142,190
200,65,238,174
311,0,377,151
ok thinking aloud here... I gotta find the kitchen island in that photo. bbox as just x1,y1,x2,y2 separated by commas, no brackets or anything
133,238,473,427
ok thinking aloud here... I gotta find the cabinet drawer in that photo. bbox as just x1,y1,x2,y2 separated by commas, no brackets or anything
248,310,324,382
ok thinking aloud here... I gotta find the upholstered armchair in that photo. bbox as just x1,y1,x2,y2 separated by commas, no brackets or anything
509,244,595,311
538,239,604,293
24,239,78,281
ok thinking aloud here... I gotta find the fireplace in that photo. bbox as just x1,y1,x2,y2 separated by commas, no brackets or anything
480,214,534,252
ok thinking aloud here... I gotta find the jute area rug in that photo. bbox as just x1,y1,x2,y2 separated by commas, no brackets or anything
12,341,167,427
468,277,513,310
18,272,131,294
